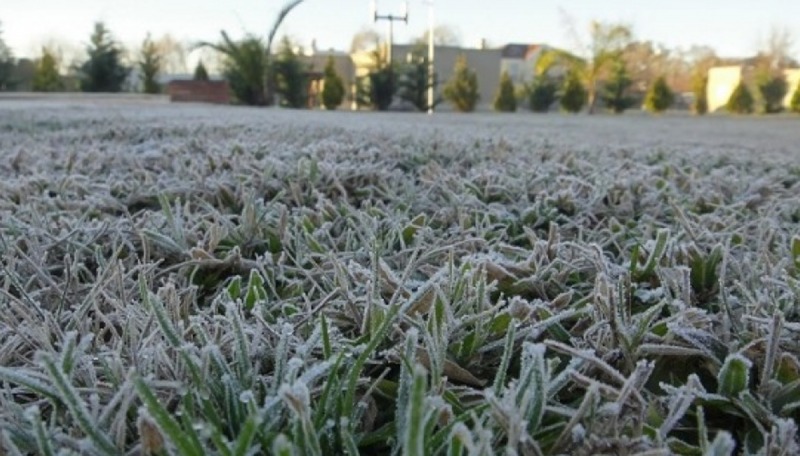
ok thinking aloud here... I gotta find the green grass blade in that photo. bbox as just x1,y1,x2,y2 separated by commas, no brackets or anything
25,406,55,456
321,313,332,360
402,364,428,456
640,228,670,279
342,302,401,420
39,353,117,455
158,193,187,248
0,367,61,403
493,322,517,394
227,303,253,386
231,414,259,456
133,375,204,456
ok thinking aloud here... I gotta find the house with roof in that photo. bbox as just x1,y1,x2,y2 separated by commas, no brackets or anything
501,43,542,86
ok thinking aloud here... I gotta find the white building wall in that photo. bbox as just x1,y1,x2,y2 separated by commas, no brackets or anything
783,69,800,108
707,66,742,113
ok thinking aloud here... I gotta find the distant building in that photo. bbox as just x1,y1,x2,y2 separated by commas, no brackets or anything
391,44,503,111
784,69,800,107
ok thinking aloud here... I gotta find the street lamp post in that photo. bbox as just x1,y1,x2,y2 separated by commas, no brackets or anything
371,1,408,108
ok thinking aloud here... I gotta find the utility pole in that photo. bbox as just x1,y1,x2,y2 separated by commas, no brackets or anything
371,1,408,108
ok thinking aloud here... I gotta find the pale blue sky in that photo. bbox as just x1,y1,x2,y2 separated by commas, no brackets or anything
1,0,796,60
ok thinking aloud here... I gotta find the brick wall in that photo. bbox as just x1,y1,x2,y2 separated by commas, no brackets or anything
166,80,231,104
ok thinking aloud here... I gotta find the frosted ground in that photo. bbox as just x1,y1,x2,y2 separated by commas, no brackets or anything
1,99,799,455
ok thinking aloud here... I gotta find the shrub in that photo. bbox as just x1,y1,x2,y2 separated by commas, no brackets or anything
756,71,788,114
560,70,586,113
527,76,558,113
601,58,634,114
726,82,754,114
443,54,479,112
321,56,346,110
791,83,800,114
644,76,674,113
692,72,708,115
493,71,517,112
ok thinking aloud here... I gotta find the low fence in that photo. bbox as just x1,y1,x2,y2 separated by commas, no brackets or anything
166,81,231,104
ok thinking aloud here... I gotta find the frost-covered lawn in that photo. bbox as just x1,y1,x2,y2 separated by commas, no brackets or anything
1,100,799,455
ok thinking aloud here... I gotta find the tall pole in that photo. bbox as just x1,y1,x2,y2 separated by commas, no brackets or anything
388,18,394,64
426,1,434,114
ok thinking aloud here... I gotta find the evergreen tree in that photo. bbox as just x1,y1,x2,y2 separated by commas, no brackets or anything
756,71,788,114
443,54,479,113
791,83,800,114
193,60,210,81
493,71,517,112
726,82,754,114
601,57,634,113
0,21,15,90
560,70,587,113
274,38,308,108
321,56,345,110
527,75,558,113
396,48,438,112
644,76,674,113
356,66,394,111
79,22,130,92
139,34,162,94
32,47,63,92
691,71,708,115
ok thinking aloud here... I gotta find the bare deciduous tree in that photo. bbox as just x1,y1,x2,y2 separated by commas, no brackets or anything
350,27,387,72
350,27,383,54
755,26,796,70
155,34,189,74
557,10,634,113
416,25,462,47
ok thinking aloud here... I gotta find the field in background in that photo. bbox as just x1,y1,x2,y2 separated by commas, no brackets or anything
1,101,799,455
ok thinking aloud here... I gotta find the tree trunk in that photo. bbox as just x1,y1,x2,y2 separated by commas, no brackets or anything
587,85,597,114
